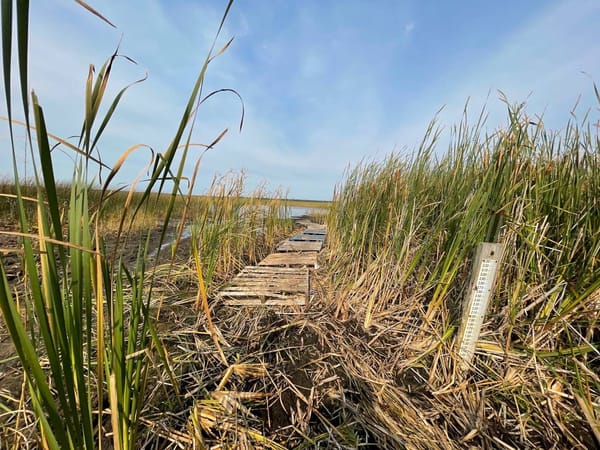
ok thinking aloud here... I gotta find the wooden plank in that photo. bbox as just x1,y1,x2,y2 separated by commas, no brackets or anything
277,240,323,252
224,296,306,306
304,229,326,235
220,289,303,296
295,220,325,228
228,279,305,286
219,266,309,306
289,234,325,242
259,252,318,268
221,295,307,306
228,277,305,283
239,266,306,274
228,271,307,278
237,267,306,276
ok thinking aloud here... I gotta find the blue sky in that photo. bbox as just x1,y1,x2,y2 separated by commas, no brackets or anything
2,0,599,200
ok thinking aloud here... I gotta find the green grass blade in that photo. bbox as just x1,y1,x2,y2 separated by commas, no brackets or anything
15,0,29,131
1,0,12,128
31,92,63,243
0,260,67,445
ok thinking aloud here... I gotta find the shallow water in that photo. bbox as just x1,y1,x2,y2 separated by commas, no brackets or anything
287,206,329,219
149,225,193,258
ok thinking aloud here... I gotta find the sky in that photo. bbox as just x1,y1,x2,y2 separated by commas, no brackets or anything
1,0,599,200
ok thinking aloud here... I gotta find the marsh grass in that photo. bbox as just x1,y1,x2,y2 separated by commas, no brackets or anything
0,0,245,448
191,173,293,295
326,100,600,447
0,179,192,235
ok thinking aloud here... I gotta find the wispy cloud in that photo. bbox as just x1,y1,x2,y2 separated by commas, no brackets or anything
383,0,600,157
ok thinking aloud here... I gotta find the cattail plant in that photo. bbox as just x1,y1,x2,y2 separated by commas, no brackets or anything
0,1,240,448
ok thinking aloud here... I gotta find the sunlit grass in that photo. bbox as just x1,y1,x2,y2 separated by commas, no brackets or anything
0,0,241,448
190,172,293,294
326,100,600,447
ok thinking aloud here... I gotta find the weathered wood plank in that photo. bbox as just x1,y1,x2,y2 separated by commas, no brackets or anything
228,273,307,280
228,273,306,280
304,229,326,235
241,267,303,272
223,296,306,306
277,240,323,252
240,266,306,272
219,266,309,306
219,289,303,296
221,279,306,287
229,279,305,285
259,252,318,268
289,234,325,242
236,268,306,276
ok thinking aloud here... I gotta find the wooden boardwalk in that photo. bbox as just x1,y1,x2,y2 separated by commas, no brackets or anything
277,240,323,252
259,252,318,268
218,266,309,306
219,222,326,306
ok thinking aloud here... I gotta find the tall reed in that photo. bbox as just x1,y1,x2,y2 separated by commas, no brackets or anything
0,0,239,448
327,99,600,446
192,172,292,294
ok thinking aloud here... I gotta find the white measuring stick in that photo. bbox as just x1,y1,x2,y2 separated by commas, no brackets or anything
457,242,504,370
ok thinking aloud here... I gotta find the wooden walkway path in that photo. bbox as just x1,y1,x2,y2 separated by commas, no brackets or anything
218,222,326,306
